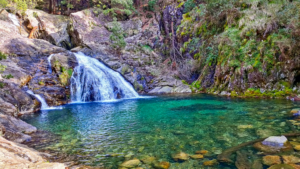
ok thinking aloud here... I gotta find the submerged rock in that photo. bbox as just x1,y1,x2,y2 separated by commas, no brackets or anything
282,155,300,164
253,142,293,153
268,164,295,169
190,154,204,159
203,159,218,166
263,155,282,166
172,152,189,161
263,136,288,147
141,156,156,164
195,150,208,155
153,161,170,169
120,159,141,168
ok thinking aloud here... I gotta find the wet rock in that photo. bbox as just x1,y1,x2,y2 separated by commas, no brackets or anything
263,155,282,166
190,154,204,159
268,164,295,169
141,156,156,164
235,151,251,169
203,159,218,166
263,136,288,147
291,109,300,116
253,142,293,153
120,159,141,168
282,155,300,164
195,150,208,155
252,159,263,169
0,114,37,143
153,161,170,169
172,152,189,161
237,125,253,129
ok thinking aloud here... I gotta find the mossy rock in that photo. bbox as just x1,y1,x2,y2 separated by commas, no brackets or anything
268,164,295,169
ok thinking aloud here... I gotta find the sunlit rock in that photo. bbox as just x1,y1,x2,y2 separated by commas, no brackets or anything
263,155,282,166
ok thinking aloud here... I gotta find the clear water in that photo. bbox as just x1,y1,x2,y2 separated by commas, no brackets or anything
22,94,299,168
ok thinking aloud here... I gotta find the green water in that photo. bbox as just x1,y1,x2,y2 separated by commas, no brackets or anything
22,94,299,168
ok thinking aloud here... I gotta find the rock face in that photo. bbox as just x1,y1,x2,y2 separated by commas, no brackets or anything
69,8,191,94
0,11,78,143
0,136,66,169
25,9,72,49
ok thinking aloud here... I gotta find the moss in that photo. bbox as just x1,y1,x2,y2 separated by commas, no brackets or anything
59,67,73,86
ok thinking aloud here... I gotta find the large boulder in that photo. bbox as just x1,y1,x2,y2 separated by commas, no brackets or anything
0,114,36,143
69,9,113,46
0,136,66,169
25,9,72,49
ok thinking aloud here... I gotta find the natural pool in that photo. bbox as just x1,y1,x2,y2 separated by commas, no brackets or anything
22,94,300,168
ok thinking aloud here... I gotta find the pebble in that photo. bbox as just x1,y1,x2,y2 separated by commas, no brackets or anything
263,155,281,166
195,150,208,155
203,159,218,166
172,152,189,162
120,159,141,168
190,154,204,159
282,155,300,164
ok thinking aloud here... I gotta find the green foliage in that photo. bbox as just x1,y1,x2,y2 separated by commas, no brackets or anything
59,67,73,86
148,0,157,12
109,18,126,51
102,0,134,16
0,52,7,73
0,0,8,8
15,0,28,16
183,0,196,13
0,82,4,88
3,74,14,79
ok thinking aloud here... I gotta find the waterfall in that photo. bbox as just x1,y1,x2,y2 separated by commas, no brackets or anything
8,13,20,27
48,54,54,73
70,52,139,102
26,90,50,110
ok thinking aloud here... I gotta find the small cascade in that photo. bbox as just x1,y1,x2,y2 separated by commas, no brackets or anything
48,54,54,73
8,13,20,27
71,52,139,102
26,90,50,110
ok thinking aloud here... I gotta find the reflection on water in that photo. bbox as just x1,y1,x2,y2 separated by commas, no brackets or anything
22,94,299,168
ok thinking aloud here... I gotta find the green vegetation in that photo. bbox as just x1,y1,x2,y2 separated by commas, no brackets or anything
3,74,13,79
109,18,126,52
102,0,134,16
0,0,8,8
177,0,300,96
59,67,73,86
0,52,7,73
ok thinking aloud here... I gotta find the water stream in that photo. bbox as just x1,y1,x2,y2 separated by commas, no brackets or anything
26,90,50,110
8,13,20,27
70,52,139,102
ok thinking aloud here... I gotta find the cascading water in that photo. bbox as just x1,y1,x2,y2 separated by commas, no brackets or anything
47,54,54,73
26,90,50,110
8,13,20,27
70,52,139,102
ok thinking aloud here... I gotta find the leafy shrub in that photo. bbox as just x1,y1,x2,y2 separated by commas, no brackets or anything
0,0,8,8
59,67,73,86
109,18,126,52
3,74,14,79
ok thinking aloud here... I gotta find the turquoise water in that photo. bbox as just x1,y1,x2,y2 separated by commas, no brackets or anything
22,94,299,168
